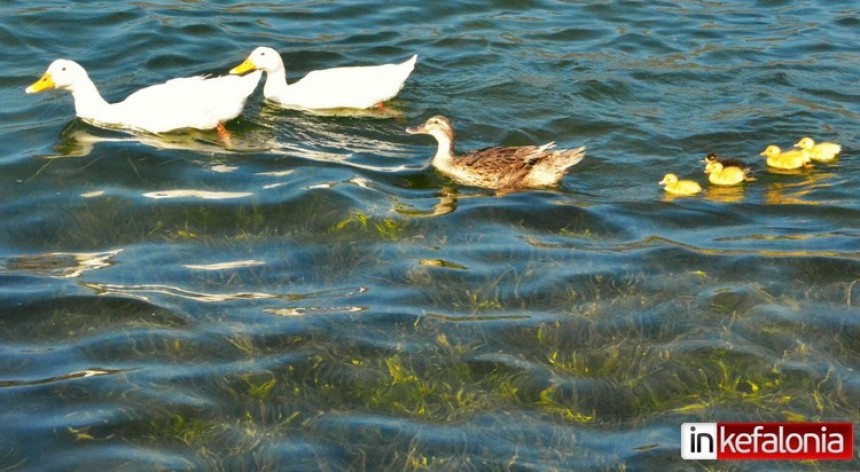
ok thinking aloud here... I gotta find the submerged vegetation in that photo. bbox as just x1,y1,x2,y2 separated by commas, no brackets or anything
3,191,859,469
24,259,851,470
330,209,409,241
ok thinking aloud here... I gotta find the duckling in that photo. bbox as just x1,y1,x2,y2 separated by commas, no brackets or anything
659,174,701,196
760,145,812,170
704,160,755,186
405,115,586,191
794,137,841,162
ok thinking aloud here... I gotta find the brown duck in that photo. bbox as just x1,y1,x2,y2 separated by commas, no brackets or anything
406,115,586,191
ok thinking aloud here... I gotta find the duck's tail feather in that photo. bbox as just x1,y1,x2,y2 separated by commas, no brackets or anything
548,145,587,171
525,145,586,187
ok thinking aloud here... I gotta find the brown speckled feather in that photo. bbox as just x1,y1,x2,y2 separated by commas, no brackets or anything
457,144,551,187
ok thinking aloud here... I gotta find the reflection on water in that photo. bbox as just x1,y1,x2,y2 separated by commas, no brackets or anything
265,305,367,316
764,171,836,205
83,282,288,302
394,186,458,217
3,249,121,279
704,184,746,203
142,189,254,200
82,282,369,304
46,123,238,158
258,100,407,121
183,260,265,271
0,368,126,388
418,258,468,270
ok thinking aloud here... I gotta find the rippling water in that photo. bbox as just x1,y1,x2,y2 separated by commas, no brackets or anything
2,1,860,470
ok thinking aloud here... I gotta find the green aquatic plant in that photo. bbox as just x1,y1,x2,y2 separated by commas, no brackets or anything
332,210,369,232
462,289,503,312
329,210,408,241
374,354,482,419
67,426,95,441
537,384,595,423
151,414,209,446
375,218,407,240
243,374,277,399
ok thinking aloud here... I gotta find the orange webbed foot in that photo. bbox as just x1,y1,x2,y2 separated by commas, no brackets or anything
216,122,233,149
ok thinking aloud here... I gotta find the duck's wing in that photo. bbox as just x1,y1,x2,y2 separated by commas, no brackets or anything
289,56,417,109
461,144,551,167
816,142,842,156
718,158,749,170
115,71,261,132
122,73,259,109
456,144,552,185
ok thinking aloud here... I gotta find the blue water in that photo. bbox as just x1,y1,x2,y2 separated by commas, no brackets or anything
2,1,860,470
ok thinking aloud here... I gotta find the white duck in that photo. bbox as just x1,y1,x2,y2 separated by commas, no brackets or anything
26,59,261,134
230,46,416,110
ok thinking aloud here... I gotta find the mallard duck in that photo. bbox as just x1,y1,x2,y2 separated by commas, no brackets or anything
26,59,261,134
760,145,812,170
659,174,701,196
405,115,586,191
230,46,416,110
703,155,755,186
794,137,841,162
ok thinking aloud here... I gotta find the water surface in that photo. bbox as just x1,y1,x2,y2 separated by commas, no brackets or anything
2,1,860,470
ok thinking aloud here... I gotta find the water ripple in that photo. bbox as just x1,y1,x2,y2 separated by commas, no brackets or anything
4,0,860,470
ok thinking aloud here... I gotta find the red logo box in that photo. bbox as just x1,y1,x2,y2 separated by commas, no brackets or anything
682,422,854,461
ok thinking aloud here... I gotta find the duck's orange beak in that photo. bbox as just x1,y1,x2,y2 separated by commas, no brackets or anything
230,58,257,75
26,72,55,94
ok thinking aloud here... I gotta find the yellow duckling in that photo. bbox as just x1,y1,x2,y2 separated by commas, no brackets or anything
704,160,755,186
794,137,841,162
760,145,812,170
659,174,701,196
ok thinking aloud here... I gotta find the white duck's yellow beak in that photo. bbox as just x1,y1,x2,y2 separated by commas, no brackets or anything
26,72,55,94
405,124,426,134
230,58,257,75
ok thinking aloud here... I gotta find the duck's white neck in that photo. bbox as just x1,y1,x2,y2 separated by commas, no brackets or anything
262,64,290,100
68,76,112,122
429,129,456,168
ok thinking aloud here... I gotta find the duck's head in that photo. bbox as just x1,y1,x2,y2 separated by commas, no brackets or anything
704,161,723,174
231,46,283,75
26,59,88,94
659,174,679,186
760,145,781,158
794,137,815,151
703,153,719,164
406,115,455,141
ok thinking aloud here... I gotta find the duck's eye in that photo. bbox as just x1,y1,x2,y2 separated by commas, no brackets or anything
61,67,67,71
